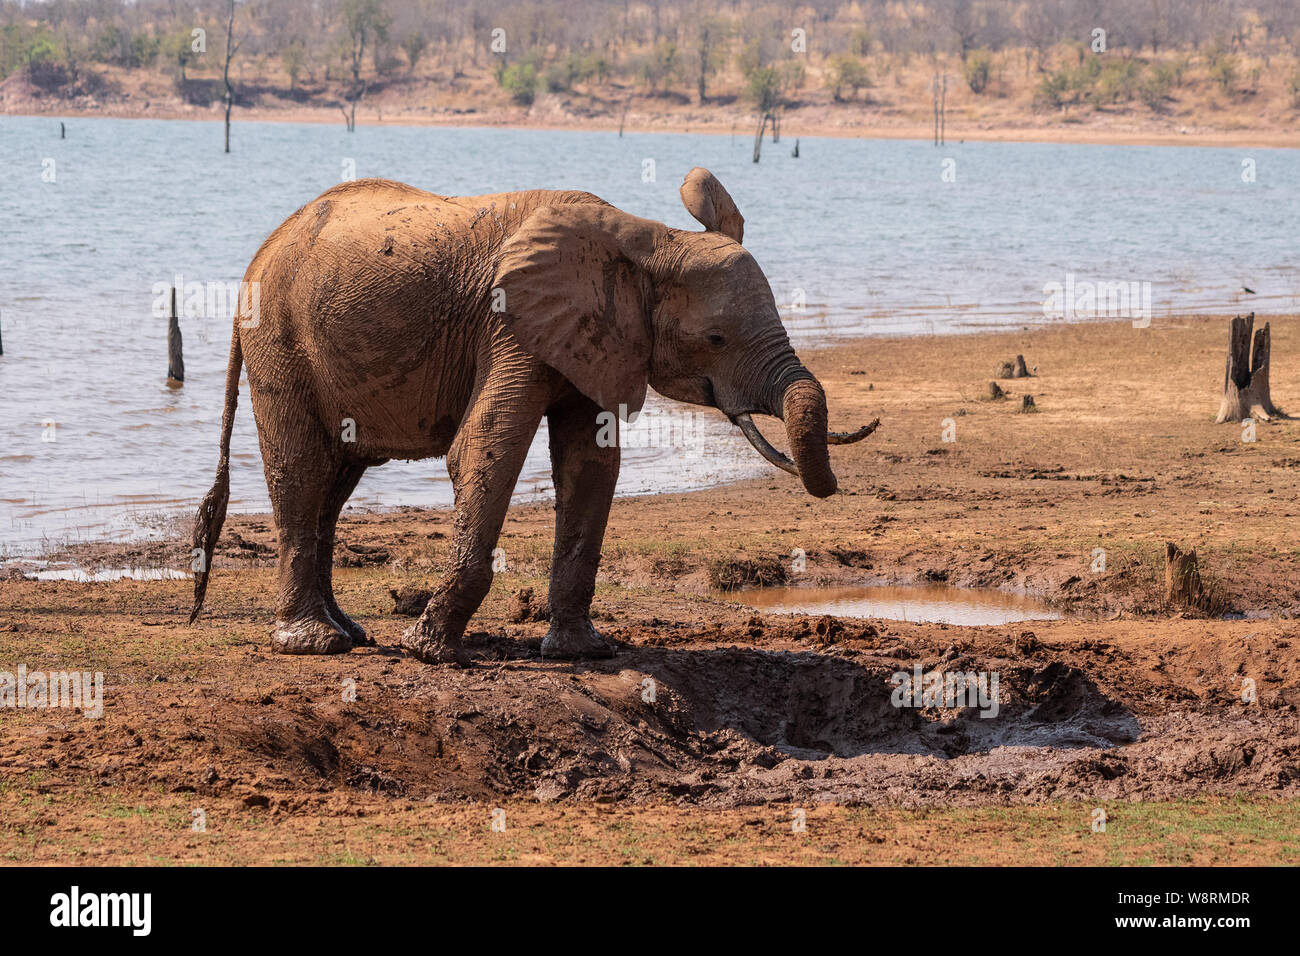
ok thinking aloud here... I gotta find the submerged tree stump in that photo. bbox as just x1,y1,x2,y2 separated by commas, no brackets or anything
1164,542,1205,608
166,287,184,385
1215,312,1282,423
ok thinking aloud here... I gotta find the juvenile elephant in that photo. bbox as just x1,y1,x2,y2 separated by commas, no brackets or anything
189,168,874,664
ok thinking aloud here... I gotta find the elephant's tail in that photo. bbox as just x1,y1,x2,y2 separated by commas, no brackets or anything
189,327,243,624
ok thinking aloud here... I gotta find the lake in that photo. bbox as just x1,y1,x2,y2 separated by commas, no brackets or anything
1,116,1296,552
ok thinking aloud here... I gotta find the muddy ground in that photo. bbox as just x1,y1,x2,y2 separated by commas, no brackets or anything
2,314,1299,863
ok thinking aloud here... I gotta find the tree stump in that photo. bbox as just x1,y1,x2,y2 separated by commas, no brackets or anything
166,287,184,385
996,354,1031,379
986,381,1005,400
1215,313,1282,423
1164,542,1204,608
1019,394,1036,412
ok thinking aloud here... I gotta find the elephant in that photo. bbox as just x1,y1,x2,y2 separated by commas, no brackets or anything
188,167,876,665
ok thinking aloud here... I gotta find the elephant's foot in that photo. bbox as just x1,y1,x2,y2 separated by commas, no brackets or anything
541,618,615,660
272,616,353,655
327,604,374,647
401,619,471,667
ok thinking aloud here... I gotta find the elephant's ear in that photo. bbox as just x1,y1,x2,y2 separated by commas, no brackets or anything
493,203,657,417
680,167,744,244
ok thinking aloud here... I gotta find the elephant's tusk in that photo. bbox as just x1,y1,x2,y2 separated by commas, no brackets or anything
732,413,800,476
827,418,881,445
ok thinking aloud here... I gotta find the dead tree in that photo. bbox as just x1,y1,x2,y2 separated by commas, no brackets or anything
939,73,947,145
752,112,770,163
996,354,1031,378
931,73,947,146
1164,542,1205,608
1215,312,1283,423
167,287,184,384
221,0,241,153
339,0,385,132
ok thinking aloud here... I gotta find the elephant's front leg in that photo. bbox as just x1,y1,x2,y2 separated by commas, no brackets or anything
541,394,620,660
402,389,545,666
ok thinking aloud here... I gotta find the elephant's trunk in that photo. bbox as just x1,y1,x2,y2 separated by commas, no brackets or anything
729,359,877,497
731,372,837,498
781,378,837,498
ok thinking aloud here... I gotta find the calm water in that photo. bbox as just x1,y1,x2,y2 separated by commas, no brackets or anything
1,116,1297,552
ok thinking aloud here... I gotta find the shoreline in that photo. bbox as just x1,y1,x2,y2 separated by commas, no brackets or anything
12,309,1295,602
6,105,1298,150
0,310,1260,569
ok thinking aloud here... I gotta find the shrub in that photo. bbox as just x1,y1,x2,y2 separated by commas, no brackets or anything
498,62,537,105
0,25,67,85
964,47,993,94
707,556,786,592
1209,56,1237,94
1205,40,1237,94
1138,66,1172,110
637,40,679,92
1093,59,1140,104
92,25,158,68
1163,55,1190,87
744,65,781,112
544,53,601,92
400,31,427,74
281,44,305,88
828,54,870,101
1033,69,1070,109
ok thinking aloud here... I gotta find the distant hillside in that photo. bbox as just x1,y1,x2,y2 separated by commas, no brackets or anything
4,1,1300,143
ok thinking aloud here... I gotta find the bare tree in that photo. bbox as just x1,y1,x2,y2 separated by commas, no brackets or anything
688,14,727,103
338,0,390,132
931,0,980,60
222,0,243,154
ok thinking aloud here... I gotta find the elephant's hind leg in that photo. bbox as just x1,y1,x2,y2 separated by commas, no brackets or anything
316,460,372,646
258,416,352,655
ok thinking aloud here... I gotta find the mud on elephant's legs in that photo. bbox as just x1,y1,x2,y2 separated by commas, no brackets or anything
402,391,543,667
316,460,372,646
260,426,354,655
541,395,619,660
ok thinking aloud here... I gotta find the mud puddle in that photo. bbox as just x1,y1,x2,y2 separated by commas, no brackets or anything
727,583,1065,626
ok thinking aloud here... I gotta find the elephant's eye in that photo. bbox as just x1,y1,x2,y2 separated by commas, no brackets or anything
707,333,727,348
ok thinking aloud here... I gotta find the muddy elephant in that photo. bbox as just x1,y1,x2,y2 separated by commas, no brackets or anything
189,168,875,664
